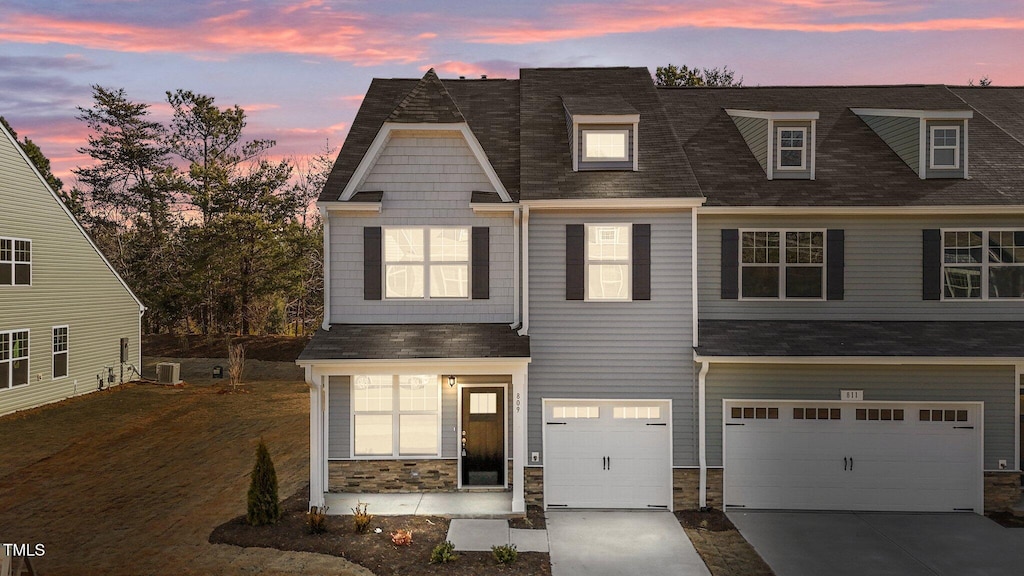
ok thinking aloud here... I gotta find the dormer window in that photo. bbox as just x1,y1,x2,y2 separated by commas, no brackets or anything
930,126,960,169
582,129,629,162
777,128,807,170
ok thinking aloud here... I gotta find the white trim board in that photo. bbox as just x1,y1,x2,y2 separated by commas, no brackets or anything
696,205,1024,215
726,110,820,121
522,198,704,210
337,122,512,203
694,353,1024,366
851,108,973,120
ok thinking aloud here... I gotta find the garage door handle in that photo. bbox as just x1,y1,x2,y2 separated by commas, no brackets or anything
547,422,567,425
844,456,848,471
953,426,974,429
602,456,608,470
646,423,667,426
725,423,745,426
849,457,853,471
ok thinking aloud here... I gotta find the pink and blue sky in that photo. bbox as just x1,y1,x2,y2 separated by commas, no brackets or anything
2,0,1022,182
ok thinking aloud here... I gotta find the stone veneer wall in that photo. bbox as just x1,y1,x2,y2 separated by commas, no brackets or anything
984,471,1021,512
524,467,545,508
673,469,723,510
329,460,458,492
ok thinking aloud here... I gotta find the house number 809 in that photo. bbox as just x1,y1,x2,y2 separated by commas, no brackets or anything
516,393,521,413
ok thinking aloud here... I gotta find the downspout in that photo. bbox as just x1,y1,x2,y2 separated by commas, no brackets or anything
698,360,710,510
320,206,331,331
510,206,521,329
517,205,531,336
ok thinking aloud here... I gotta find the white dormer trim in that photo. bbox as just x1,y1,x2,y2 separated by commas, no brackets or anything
569,113,641,172
726,110,820,121
851,108,974,120
338,122,512,203
572,114,640,125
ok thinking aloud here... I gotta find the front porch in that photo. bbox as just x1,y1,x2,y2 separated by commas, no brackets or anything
325,491,514,518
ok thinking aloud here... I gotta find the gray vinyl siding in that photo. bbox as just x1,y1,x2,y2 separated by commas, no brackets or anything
328,375,351,458
699,214,1024,320
704,363,1016,470
924,120,966,179
860,115,920,175
772,121,812,180
731,116,768,172
577,124,634,170
329,132,515,323
527,211,696,466
0,129,141,417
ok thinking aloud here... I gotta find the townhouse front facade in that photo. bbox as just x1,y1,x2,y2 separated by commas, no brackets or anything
298,68,1024,515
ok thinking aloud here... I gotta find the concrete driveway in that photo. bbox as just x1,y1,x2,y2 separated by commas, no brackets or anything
546,511,711,576
729,511,1024,576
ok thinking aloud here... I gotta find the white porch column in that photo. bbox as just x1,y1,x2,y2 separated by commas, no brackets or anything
511,367,528,513
307,369,326,509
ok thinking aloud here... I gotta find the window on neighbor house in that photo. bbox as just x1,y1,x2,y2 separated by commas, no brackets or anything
581,129,629,162
777,128,807,170
52,326,68,379
741,231,824,299
943,230,1024,299
1,330,29,389
930,126,960,169
352,375,440,457
384,228,469,299
0,238,31,286
586,224,631,301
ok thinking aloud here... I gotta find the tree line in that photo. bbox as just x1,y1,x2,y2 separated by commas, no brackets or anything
4,87,328,336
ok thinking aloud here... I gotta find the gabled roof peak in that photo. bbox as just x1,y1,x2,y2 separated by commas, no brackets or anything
386,68,465,124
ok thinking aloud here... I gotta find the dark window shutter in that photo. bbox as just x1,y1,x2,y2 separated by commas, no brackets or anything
472,227,490,299
364,227,382,300
922,229,942,300
632,224,651,300
566,224,584,300
826,229,845,300
721,229,739,299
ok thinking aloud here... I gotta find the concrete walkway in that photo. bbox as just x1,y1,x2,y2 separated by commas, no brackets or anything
730,511,1024,576
446,519,550,552
546,511,711,576
324,491,512,517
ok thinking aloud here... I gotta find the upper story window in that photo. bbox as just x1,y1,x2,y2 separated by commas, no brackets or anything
586,224,631,301
53,326,69,380
930,126,960,169
1,329,30,389
0,238,31,286
943,230,1024,299
582,129,629,162
777,128,807,170
384,227,469,299
741,230,824,299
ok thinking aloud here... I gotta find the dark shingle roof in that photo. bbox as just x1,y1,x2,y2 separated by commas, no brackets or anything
520,67,703,200
950,87,1024,147
697,320,1024,358
659,85,1024,207
298,324,530,361
561,95,638,116
320,74,520,202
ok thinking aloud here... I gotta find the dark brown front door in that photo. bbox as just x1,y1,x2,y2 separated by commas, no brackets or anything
461,386,505,487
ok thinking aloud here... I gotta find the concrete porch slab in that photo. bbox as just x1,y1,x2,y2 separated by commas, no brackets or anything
323,491,514,517
325,492,422,516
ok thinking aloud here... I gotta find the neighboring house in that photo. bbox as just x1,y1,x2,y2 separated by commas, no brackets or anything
299,69,1024,515
0,121,143,417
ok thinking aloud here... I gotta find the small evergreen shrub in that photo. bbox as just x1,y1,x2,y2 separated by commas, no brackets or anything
246,438,281,526
492,543,518,565
430,541,459,564
306,505,329,534
352,502,373,534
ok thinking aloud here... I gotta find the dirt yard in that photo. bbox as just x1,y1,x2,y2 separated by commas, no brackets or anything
677,510,775,576
0,360,367,576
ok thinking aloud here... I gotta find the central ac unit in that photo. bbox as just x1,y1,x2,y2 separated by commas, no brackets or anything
156,362,181,385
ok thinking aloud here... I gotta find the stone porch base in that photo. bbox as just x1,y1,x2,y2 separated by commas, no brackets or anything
328,459,459,493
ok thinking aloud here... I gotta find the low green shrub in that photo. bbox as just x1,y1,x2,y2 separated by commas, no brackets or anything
492,543,518,565
430,541,459,564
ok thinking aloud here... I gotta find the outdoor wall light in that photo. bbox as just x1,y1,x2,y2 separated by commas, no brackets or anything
448,375,457,388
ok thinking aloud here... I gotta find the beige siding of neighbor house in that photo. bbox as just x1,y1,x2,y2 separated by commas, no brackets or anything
0,127,142,416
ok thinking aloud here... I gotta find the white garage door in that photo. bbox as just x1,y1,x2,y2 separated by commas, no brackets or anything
724,401,983,512
544,400,672,509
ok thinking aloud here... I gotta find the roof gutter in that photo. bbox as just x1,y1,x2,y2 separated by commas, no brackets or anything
693,353,1024,366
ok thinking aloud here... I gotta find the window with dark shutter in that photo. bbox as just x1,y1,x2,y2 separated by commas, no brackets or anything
632,224,651,300
364,227,382,300
826,229,845,300
721,229,739,299
472,227,489,299
566,224,584,300
922,229,941,300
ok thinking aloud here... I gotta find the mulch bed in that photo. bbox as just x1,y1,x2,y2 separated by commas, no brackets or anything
987,511,1024,528
211,488,551,576
676,509,775,576
508,505,546,530
143,333,311,362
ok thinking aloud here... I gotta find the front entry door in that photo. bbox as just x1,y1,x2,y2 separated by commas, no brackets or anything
461,387,505,487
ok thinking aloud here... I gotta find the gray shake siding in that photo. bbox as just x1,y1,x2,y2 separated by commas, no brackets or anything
526,212,696,466
329,132,515,324
703,363,1016,470
860,115,920,175
699,214,1024,320
731,116,768,172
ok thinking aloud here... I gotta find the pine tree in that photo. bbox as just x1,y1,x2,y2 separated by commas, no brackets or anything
246,438,281,525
